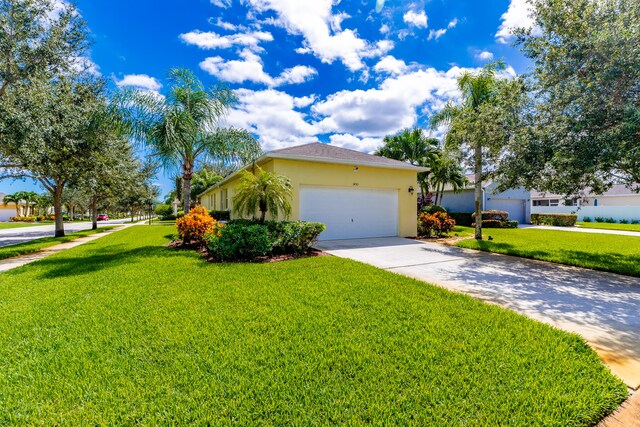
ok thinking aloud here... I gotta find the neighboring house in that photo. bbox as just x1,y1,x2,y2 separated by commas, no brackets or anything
439,174,531,224
199,143,427,240
0,193,18,222
531,185,640,221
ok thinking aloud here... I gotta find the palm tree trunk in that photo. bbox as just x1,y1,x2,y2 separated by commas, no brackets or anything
183,167,193,213
474,141,483,240
53,186,65,238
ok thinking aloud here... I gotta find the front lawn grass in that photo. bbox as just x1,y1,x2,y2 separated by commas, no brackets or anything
0,222,50,230
0,224,626,425
0,227,114,260
577,221,640,233
456,226,640,276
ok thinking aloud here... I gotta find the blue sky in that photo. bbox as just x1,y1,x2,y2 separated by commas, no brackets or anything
1,0,534,197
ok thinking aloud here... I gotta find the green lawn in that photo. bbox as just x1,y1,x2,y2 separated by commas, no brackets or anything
577,221,640,232
0,225,626,425
0,222,49,230
0,227,114,260
456,227,640,276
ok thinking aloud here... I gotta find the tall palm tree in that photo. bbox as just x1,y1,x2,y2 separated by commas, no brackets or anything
233,168,292,223
375,127,440,195
2,192,23,216
431,63,506,240
21,191,39,216
126,68,262,212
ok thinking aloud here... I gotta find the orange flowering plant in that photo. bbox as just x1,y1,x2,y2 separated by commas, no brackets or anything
176,206,219,245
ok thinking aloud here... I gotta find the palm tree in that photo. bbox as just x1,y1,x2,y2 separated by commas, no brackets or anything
21,191,39,216
429,153,468,206
125,68,262,212
2,192,23,216
233,168,292,223
431,63,506,240
190,167,223,204
375,128,440,195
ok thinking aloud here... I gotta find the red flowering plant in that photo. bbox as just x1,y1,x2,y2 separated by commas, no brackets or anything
175,206,219,246
417,211,456,238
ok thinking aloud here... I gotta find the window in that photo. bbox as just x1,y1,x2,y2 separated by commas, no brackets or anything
533,199,560,207
564,199,579,207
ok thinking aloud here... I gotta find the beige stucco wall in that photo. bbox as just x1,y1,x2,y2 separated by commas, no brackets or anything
200,158,419,237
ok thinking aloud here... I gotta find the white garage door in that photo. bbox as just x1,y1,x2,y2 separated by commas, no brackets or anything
300,186,399,240
486,198,526,223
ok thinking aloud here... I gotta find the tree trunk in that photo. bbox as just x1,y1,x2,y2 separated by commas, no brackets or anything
53,186,65,238
91,198,98,230
474,141,483,240
183,167,193,213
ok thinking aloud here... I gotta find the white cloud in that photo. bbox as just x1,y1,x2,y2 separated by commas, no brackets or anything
223,88,320,151
476,50,494,61
427,28,447,40
180,30,273,50
71,56,100,76
448,18,458,29
496,0,540,44
403,10,428,28
210,17,238,31
329,134,383,153
200,50,316,87
373,55,407,75
245,0,391,71
312,66,475,137
210,0,231,7
116,74,162,91
379,24,390,34
293,95,317,108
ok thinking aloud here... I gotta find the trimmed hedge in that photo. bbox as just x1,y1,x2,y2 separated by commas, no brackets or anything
482,210,509,221
209,210,231,221
419,205,447,214
473,219,519,229
448,212,473,227
530,213,577,227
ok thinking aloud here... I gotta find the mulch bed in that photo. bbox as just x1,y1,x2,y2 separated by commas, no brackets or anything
166,240,329,263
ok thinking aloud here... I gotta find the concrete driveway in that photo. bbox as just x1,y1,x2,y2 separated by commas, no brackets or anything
317,237,640,389
0,219,131,248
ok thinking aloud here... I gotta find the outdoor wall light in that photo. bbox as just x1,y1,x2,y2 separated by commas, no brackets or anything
408,186,415,194
353,166,359,172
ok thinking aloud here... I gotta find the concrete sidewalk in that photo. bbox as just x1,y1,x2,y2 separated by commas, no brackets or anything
0,223,140,273
317,237,640,389
522,224,640,237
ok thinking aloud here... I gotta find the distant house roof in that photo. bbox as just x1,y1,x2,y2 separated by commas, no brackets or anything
200,143,428,196
531,184,640,199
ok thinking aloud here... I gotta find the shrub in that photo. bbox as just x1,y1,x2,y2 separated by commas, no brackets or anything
583,217,592,222
619,219,629,224
209,210,231,221
505,220,519,228
471,219,518,228
10,216,37,222
448,212,473,227
419,205,447,214
176,206,218,245
49,214,56,221
205,223,273,261
154,204,173,220
632,220,640,224
604,217,616,223
530,213,577,227
176,210,185,219
482,210,509,221
594,217,605,223
265,221,326,254
418,211,456,238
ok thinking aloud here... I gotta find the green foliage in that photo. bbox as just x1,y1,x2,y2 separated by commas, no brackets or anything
190,167,223,201
448,212,474,227
482,210,509,221
208,210,231,221
233,168,292,223
154,204,173,219
264,221,326,254
206,223,273,261
530,213,578,227
375,128,440,194
456,227,640,277
419,205,447,214
473,219,518,229
494,0,640,196
0,224,626,424
583,217,592,223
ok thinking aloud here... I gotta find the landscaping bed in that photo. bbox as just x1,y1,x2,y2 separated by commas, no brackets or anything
0,224,627,425
455,226,640,276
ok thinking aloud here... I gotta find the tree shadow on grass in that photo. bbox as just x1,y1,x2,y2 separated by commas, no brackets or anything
34,244,195,279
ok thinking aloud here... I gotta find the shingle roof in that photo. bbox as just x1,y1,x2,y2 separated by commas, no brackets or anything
268,143,425,170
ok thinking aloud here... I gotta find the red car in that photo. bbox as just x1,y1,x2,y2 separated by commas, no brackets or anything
96,214,109,221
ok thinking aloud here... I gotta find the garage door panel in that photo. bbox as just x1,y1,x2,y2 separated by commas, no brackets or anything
300,186,398,240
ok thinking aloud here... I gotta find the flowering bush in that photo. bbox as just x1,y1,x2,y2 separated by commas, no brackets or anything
176,206,218,245
10,216,37,222
418,211,456,238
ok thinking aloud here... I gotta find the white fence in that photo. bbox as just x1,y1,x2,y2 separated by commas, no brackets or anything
531,206,640,222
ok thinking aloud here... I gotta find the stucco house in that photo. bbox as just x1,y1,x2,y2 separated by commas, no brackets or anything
0,193,19,222
439,174,531,224
199,143,427,240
